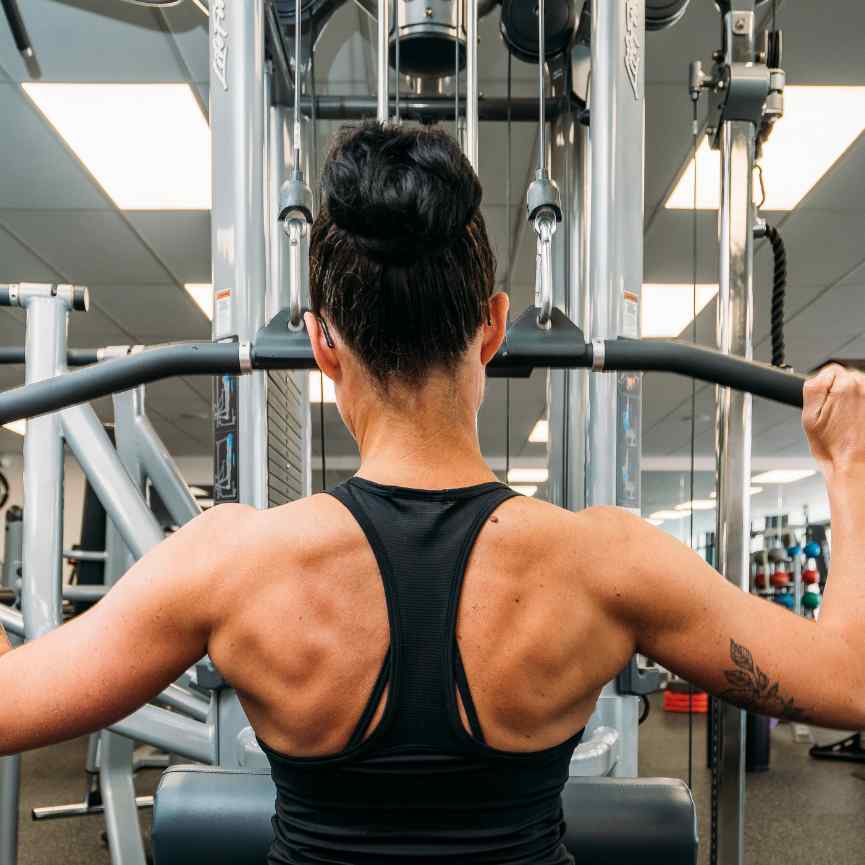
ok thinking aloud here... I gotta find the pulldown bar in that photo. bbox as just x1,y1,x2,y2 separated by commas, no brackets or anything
0,302,808,426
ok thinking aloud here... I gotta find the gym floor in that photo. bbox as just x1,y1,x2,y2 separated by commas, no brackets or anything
14,694,865,864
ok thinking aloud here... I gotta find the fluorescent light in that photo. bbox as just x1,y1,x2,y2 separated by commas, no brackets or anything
642,284,718,338
710,486,763,498
508,467,549,484
650,510,690,521
667,87,865,211
510,485,538,497
309,371,336,403
2,420,26,436
675,499,716,512
185,283,212,319
189,486,209,497
529,419,549,444
645,518,664,527
22,83,211,210
751,469,816,485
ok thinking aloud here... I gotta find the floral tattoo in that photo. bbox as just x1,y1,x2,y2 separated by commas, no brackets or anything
720,639,808,722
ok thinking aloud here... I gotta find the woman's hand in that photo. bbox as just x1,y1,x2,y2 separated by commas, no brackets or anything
803,364,865,479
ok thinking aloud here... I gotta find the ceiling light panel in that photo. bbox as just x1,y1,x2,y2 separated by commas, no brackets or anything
642,284,719,338
185,283,212,319
510,485,538,497
2,421,26,436
529,419,549,444
711,486,763,498
666,87,865,211
675,499,716,512
650,510,690,521
22,83,211,210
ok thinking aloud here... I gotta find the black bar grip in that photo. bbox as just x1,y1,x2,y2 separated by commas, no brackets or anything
602,338,807,409
0,343,241,425
0,348,100,366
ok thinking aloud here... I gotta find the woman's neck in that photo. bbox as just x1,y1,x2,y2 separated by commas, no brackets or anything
350,382,498,490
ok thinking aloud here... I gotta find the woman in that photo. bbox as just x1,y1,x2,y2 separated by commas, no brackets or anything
1,123,864,865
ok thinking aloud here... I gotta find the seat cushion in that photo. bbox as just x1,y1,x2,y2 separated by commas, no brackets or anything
152,766,697,865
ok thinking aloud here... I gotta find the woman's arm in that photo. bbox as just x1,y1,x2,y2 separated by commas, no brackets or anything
593,365,865,729
0,503,253,756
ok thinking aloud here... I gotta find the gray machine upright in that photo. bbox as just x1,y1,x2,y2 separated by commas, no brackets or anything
690,1,783,862
545,0,647,779
208,0,312,772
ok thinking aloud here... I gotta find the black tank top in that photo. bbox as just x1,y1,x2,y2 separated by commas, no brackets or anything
260,477,582,865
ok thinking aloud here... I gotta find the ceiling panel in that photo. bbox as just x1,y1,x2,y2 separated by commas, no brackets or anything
147,413,207,455
157,3,209,83
157,411,212,450
778,1,865,87
125,212,211,285
797,133,865,213
644,210,719,284
145,377,211,416
644,83,700,218
645,3,721,86
1,0,193,83
89,283,210,343
755,279,865,371
0,211,170,284
764,209,865,290
0,223,58,282
67,304,137,346
0,85,109,211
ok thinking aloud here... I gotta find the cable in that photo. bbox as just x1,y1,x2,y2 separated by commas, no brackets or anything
687,96,698,796
394,0,400,123
311,29,319,195
319,373,327,491
537,0,546,174
454,0,461,132
764,224,787,368
293,0,303,173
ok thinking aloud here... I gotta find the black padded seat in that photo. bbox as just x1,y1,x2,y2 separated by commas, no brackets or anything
152,765,698,865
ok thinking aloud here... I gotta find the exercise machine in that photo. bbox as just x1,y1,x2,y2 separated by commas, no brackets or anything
0,1,808,864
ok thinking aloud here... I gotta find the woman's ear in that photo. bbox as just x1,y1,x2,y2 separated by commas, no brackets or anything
305,312,340,382
480,292,510,366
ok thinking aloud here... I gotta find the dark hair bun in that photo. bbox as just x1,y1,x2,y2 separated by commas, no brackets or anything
322,123,482,263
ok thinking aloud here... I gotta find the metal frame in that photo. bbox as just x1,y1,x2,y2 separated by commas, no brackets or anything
701,4,774,863
0,287,217,865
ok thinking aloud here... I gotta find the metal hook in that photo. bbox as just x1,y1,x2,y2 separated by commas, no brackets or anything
534,211,556,329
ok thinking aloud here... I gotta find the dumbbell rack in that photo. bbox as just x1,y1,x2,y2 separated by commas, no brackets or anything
750,522,827,750
750,524,824,620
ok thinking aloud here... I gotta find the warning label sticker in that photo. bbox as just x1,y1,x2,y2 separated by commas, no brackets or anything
214,288,232,339
622,290,640,338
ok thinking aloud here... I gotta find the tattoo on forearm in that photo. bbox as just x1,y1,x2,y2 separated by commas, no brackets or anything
720,639,808,722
